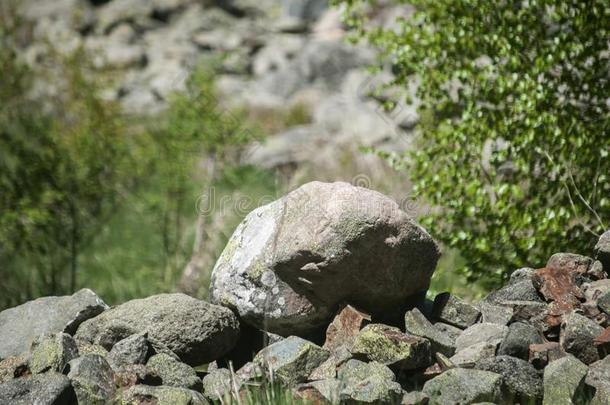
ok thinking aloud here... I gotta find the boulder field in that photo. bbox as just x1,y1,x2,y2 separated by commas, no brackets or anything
1,181,610,404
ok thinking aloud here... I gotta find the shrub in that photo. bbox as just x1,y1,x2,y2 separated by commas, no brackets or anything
339,0,609,288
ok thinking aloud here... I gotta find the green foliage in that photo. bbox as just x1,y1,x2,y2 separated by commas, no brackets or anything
0,12,135,305
340,0,609,288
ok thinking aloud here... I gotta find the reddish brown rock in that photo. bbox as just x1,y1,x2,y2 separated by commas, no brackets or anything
323,305,371,352
528,342,564,369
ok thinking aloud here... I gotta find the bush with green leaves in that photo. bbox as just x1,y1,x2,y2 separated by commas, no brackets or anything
339,0,609,288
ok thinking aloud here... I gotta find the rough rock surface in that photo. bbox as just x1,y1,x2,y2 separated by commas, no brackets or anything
75,293,239,366
29,333,78,374
542,356,589,405
0,372,76,405
405,308,455,357
423,368,504,404
210,181,440,335
0,289,107,359
116,384,208,405
476,355,543,402
147,353,203,391
432,293,481,329
67,354,116,404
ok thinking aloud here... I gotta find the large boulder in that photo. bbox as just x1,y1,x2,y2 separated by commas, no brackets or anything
0,372,76,405
0,289,108,360
210,181,440,335
75,293,239,366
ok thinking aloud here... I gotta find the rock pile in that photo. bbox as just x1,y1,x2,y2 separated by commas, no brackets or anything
1,182,610,404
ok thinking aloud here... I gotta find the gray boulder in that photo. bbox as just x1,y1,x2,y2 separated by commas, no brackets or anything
422,368,504,404
449,342,498,367
210,181,440,336
476,355,543,402
202,368,235,401
337,359,403,404
67,354,116,405
0,372,76,405
29,333,78,374
254,336,330,386
75,293,239,366
0,289,107,359
586,356,610,405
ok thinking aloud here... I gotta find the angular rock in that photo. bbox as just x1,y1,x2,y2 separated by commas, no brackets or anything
506,300,548,323
455,323,508,352
0,289,107,359
116,384,208,405
486,279,543,304
67,354,115,405
476,355,543,402
422,368,503,404
254,336,330,386
336,359,402,404
30,333,79,374
594,327,610,357
0,372,75,405
0,355,29,383
351,324,431,370
210,181,440,336
235,361,264,384
543,356,589,405
547,253,593,275
560,311,604,364
529,342,565,369
107,332,149,369
405,308,455,357
450,342,498,367
587,357,610,404
323,305,370,352
597,290,610,315
508,267,536,284
147,353,202,391
432,293,480,329
294,378,341,404
432,322,462,343
497,321,543,360
76,342,108,358
75,293,239,366
532,263,584,327
595,231,610,273
114,364,162,389
201,368,234,401
477,301,513,325
308,347,351,381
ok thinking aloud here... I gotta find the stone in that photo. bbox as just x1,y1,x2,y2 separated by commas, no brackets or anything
75,293,239,366
547,253,593,275
351,324,431,370
0,355,29,383
337,359,402,404
147,353,202,391
0,372,76,405
597,290,610,315
422,368,503,404
586,356,610,397
30,333,79,374
497,321,543,360
116,384,208,405
476,355,543,402
476,301,513,325
201,368,234,401
486,279,543,303
114,364,162,389
532,264,584,327
594,327,610,357
595,231,610,272
405,308,455,357
309,347,351,381
432,322,462,343
76,342,108,358
294,379,341,404
401,391,429,405
107,332,149,369
0,289,107,359
543,356,589,405
432,293,480,329
450,342,498,367
254,336,330,386
509,267,536,284
529,342,565,369
67,354,115,405
210,181,440,336
235,361,264,383
560,311,604,364
323,305,371,352
455,323,508,352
